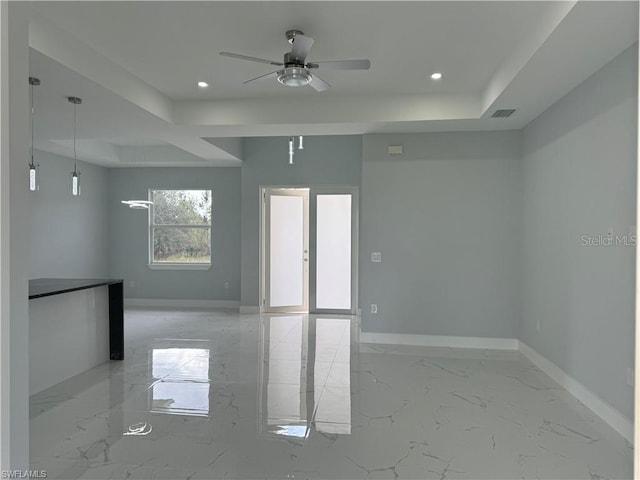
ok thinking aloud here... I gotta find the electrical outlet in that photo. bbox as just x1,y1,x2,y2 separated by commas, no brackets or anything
371,304,378,314
224,281,229,289
129,280,135,288
536,320,540,332
627,367,634,386
371,252,382,263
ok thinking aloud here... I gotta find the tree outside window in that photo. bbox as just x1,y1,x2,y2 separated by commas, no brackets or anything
149,189,212,265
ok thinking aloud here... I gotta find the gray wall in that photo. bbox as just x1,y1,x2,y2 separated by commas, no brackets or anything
360,132,522,338
24,46,638,424
521,45,637,420
240,135,363,306
5,5,32,467
29,150,109,278
108,167,241,301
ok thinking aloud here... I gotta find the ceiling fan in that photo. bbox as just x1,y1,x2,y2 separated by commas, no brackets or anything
219,30,370,92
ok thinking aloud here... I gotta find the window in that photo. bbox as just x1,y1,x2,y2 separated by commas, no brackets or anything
149,189,212,269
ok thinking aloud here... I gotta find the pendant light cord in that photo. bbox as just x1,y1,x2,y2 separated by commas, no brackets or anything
66,96,82,181
30,82,34,166
73,102,77,172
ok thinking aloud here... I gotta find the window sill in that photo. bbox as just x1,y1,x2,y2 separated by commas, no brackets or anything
148,263,211,271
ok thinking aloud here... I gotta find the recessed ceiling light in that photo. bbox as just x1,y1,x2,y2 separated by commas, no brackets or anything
197,81,209,88
430,72,442,80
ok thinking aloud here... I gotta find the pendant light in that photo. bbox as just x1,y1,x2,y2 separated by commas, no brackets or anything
287,136,305,164
121,200,153,209
68,96,82,196
121,141,154,210
288,136,295,165
29,77,41,191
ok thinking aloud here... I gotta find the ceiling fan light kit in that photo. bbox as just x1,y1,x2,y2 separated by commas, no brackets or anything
277,67,311,87
220,29,370,92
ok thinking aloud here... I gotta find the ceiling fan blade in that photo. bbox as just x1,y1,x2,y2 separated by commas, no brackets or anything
243,70,279,84
290,34,315,62
311,59,371,70
308,74,331,92
220,52,283,66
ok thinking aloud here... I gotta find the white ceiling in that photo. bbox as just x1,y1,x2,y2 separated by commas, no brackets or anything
30,1,558,100
30,49,240,167
26,1,639,167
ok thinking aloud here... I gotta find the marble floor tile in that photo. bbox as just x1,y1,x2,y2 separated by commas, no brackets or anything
30,308,632,479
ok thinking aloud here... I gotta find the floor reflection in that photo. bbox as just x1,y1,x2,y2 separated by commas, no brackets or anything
149,342,211,417
29,309,631,479
314,318,351,434
123,421,153,436
260,315,353,439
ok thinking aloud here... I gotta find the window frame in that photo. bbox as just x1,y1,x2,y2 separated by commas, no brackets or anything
148,188,212,271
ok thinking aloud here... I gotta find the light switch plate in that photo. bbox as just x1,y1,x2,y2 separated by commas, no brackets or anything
371,252,382,263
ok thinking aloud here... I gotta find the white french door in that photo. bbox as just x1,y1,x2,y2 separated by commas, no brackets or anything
309,187,358,314
264,189,309,313
262,186,358,314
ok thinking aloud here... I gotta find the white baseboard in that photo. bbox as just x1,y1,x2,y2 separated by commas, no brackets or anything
519,341,633,443
239,306,260,314
125,298,240,309
359,332,518,350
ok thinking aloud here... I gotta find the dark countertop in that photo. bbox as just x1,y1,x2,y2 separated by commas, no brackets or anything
29,278,124,299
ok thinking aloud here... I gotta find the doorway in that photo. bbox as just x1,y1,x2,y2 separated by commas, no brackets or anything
261,186,358,314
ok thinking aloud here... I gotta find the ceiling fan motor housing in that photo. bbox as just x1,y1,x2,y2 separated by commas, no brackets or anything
283,52,305,67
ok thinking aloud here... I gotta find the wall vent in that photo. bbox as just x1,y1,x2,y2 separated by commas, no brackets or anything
491,109,516,118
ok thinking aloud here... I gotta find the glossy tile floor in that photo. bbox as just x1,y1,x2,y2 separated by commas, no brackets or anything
30,309,632,479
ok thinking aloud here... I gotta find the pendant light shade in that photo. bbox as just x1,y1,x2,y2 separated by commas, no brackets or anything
29,77,41,191
286,136,305,164
288,137,294,165
29,165,38,191
71,170,80,196
68,96,82,197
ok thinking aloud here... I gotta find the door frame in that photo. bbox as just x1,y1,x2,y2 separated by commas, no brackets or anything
260,185,359,315
261,187,310,313
309,186,359,315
